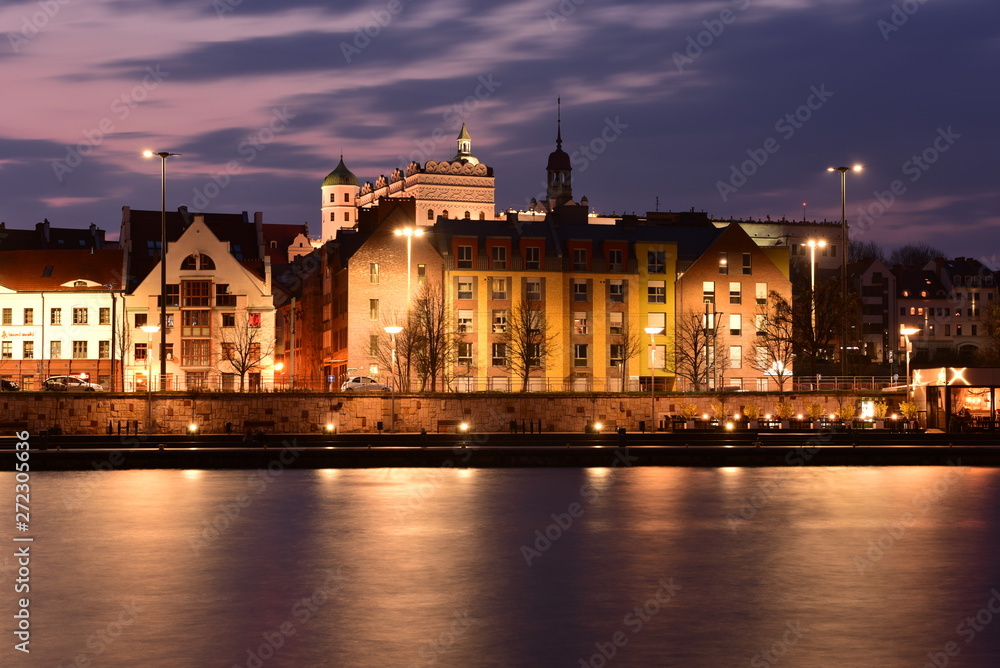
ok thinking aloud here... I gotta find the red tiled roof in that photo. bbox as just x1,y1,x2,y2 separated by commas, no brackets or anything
0,249,124,291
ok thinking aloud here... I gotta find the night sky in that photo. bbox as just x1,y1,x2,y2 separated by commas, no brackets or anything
1,0,995,258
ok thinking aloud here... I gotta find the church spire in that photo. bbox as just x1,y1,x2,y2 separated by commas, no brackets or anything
453,123,479,164
556,97,562,151
546,97,572,209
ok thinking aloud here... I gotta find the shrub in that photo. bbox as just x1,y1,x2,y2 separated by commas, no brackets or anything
775,402,795,420
742,403,762,420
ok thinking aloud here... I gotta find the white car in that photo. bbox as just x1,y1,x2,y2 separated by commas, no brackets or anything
340,376,390,392
43,375,104,392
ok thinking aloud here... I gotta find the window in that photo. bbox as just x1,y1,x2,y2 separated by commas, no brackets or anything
729,314,741,337
1,341,10,360
181,255,197,270
222,313,235,328
756,346,768,368
703,281,715,305
343,212,350,222
718,252,728,275
830,245,837,258
647,312,666,332
134,343,148,361
491,342,507,366
647,250,665,274
160,284,180,307
479,212,486,221
526,279,542,302
609,280,624,303
945,324,951,336
458,310,473,333
73,341,88,359
529,343,541,367
182,281,211,307
23,341,34,359
417,264,426,285
457,278,473,300
182,310,211,337
756,283,767,305
573,343,589,367
573,248,588,271
610,344,624,364
134,313,148,328
458,342,473,364
525,246,541,270
609,312,624,335
51,308,62,325
755,314,766,335
370,335,379,356
73,307,88,325
369,299,379,320
427,209,434,220
1,308,10,325
957,325,963,336
493,310,508,333
50,341,61,359
652,344,667,369
729,282,741,305
99,308,110,325
608,249,623,272
182,339,211,367
370,263,379,285
742,253,752,275
99,341,110,359
573,279,588,302
730,346,742,369
972,325,978,336
491,278,508,301
457,245,473,269
491,246,507,269
23,308,33,326
647,280,666,304
464,211,471,220
212,284,235,307
573,312,589,335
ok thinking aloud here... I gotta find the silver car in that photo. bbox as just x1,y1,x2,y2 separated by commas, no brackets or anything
340,376,389,392
43,375,104,392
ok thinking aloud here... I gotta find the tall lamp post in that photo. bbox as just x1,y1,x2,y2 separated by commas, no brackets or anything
644,327,663,432
144,150,180,391
394,227,425,309
806,239,827,337
828,164,862,378
384,325,403,433
900,326,921,400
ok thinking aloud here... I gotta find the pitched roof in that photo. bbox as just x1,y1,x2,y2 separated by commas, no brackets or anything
0,249,123,291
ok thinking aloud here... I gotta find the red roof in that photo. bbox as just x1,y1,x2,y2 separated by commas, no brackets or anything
0,249,124,291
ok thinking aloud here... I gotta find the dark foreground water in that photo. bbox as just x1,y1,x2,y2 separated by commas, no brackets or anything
3,465,1000,667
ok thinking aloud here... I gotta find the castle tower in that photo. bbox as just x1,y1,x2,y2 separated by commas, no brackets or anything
452,123,479,165
321,155,360,240
546,99,572,209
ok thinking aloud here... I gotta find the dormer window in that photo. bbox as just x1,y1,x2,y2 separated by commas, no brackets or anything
73,280,86,287
181,254,215,270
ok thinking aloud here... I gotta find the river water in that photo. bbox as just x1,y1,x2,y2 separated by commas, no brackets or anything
3,464,1000,667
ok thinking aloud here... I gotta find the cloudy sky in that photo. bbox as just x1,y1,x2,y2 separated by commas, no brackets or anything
1,0,995,258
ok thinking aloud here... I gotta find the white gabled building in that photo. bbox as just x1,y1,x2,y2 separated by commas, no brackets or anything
119,207,276,391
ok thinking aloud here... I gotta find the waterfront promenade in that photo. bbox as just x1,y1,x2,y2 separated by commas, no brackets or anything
2,430,998,470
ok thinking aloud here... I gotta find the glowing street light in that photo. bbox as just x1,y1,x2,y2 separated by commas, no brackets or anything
900,326,921,400
828,164,861,375
644,327,663,432
394,226,425,309
143,150,180,391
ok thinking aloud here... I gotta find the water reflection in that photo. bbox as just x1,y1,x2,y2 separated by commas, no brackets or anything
6,466,1000,666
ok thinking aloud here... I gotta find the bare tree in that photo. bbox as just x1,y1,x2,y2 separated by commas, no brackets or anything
374,309,419,391
888,243,944,268
217,311,274,391
612,313,645,392
410,284,457,391
114,309,133,390
671,309,728,391
793,275,861,375
750,291,796,391
976,303,1000,365
501,301,557,392
849,240,886,264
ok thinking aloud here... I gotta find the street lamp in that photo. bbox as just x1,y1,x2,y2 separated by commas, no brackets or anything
393,226,425,309
644,327,663,432
806,239,827,336
900,326,921,400
144,150,180,391
828,164,861,376
384,325,403,432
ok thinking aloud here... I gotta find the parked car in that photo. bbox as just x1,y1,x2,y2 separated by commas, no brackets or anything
0,379,19,391
340,376,390,392
42,376,104,392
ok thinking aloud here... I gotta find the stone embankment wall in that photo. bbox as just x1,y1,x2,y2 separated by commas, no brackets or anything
0,392,906,436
